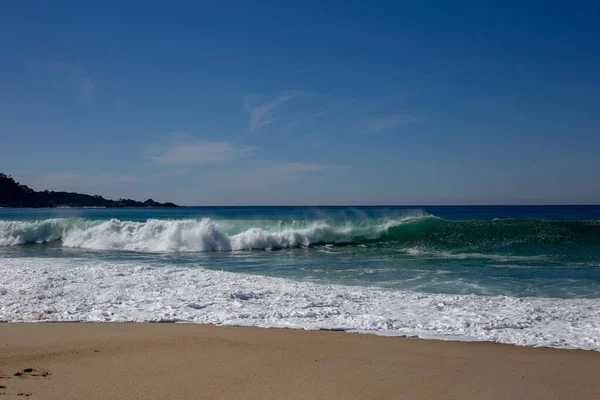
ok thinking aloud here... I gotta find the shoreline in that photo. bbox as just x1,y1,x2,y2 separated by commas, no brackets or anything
1,323,599,399
3,251,599,351
1,320,597,352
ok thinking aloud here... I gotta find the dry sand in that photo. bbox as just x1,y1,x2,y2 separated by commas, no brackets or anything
0,323,599,399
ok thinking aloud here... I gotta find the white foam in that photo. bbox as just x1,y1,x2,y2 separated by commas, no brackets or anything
0,257,598,350
0,219,98,246
0,217,426,252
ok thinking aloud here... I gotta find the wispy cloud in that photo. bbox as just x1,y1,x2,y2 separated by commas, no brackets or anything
148,133,343,185
244,92,304,132
152,139,254,166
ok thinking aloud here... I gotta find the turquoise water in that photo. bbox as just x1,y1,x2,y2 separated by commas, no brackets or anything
2,206,599,298
1,206,600,349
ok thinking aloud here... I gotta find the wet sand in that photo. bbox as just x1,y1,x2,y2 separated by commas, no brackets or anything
0,323,599,399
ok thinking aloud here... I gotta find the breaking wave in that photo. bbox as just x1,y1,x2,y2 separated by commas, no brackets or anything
0,215,599,253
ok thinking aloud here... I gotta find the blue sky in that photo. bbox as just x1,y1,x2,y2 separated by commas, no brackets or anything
1,1,599,205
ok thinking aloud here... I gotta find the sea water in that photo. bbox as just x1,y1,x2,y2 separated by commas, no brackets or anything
1,206,599,350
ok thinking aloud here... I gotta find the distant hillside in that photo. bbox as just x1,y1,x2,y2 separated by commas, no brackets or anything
0,173,178,208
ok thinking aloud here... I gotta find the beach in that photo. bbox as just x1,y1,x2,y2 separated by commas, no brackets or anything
2,207,600,351
2,206,600,399
1,323,599,400
3,0,599,397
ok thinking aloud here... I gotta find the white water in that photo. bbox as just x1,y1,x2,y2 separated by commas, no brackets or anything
0,217,416,251
1,257,599,350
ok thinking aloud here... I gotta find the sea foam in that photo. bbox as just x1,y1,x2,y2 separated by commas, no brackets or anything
1,257,599,350
0,217,408,251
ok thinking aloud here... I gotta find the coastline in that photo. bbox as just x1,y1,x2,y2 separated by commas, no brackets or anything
1,323,599,399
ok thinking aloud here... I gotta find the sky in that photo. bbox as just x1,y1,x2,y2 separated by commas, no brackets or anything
1,1,599,205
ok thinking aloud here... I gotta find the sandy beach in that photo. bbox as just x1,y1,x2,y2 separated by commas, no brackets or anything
0,323,598,399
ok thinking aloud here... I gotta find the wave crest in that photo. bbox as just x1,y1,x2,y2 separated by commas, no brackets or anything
1,215,599,253
0,216,424,252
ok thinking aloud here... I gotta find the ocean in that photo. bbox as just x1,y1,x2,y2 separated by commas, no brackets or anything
1,206,599,350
